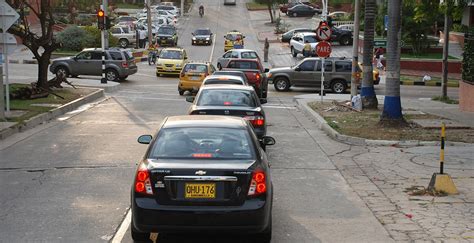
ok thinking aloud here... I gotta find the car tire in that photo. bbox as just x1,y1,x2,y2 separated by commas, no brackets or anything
119,39,129,48
291,47,297,57
178,89,185,96
55,66,69,78
331,79,347,94
339,36,351,46
131,222,150,242
217,63,222,70
273,77,290,91
105,69,119,81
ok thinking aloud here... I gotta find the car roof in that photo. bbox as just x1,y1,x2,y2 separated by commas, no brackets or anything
163,115,247,129
227,58,259,62
161,47,184,51
184,61,211,65
297,32,317,36
226,49,256,53
195,28,211,31
226,31,242,34
205,75,244,81
199,84,254,91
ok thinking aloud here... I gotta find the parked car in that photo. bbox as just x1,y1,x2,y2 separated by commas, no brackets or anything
49,48,137,81
336,24,354,32
289,32,318,57
110,25,136,48
280,2,320,13
224,30,245,52
267,57,379,93
136,16,169,28
329,26,353,46
156,48,188,76
328,11,350,21
281,28,315,43
178,61,216,95
131,115,275,242
202,75,247,86
191,28,213,45
156,25,178,46
222,59,269,98
212,70,250,84
287,5,319,17
154,5,180,16
224,0,237,5
217,49,260,70
115,16,137,25
186,85,268,138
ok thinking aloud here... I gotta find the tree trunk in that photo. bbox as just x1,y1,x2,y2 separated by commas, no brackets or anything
267,2,274,23
441,12,451,99
361,0,378,109
37,52,52,89
381,0,404,123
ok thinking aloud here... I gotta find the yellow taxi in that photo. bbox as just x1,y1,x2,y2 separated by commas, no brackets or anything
156,48,188,76
356,63,380,85
224,30,245,52
178,62,216,95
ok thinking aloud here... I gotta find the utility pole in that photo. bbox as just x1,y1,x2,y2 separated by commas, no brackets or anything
350,0,361,98
441,10,451,99
320,0,328,102
146,0,152,47
0,65,4,120
180,0,184,17
103,0,109,49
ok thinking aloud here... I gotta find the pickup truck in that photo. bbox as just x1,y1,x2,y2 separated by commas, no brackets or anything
222,58,269,98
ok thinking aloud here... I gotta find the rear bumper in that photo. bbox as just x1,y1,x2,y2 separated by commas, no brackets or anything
192,40,211,45
122,67,138,77
157,67,182,75
132,197,271,233
179,80,203,91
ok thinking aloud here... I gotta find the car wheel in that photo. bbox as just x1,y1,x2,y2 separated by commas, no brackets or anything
55,66,69,78
105,69,119,81
274,77,290,91
131,222,150,242
119,39,129,48
217,63,222,70
291,47,297,57
331,79,347,94
339,36,351,46
293,12,297,17
178,89,185,96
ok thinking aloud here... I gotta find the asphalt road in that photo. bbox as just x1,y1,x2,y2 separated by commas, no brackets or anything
1,0,448,242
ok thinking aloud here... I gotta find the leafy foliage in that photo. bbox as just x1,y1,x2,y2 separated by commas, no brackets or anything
82,26,118,49
56,26,89,51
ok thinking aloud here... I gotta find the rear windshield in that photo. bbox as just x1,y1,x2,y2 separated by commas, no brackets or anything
204,79,243,85
304,35,318,43
159,50,182,59
195,29,211,35
158,27,175,35
225,34,243,41
227,61,258,70
213,71,246,80
150,127,255,160
183,64,208,73
240,52,258,59
197,89,256,107
123,51,134,60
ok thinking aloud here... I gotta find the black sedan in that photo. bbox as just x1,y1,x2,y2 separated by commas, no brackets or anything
186,85,267,139
132,115,275,242
192,28,213,45
213,70,250,84
287,4,319,17
281,28,315,43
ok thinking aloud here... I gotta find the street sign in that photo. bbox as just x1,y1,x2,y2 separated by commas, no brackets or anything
0,1,20,31
316,24,332,41
0,33,18,55
316,41,331,58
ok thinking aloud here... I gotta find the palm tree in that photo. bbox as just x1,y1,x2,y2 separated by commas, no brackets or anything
361,0,378,109
380,0,404,122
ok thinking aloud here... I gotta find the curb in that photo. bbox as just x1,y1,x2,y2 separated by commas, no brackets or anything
295,98,472,147
400,80,459,87
0,89,105,140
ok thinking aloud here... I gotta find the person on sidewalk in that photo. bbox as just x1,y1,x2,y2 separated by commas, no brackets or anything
264,38,269,62
303,40,311,58
374,47,385,71
139,27,147,49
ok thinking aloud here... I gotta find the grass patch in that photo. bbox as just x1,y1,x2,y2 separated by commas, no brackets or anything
246,2,267,10
401,52,458,60
308,101,474,143
114,3,143,9
7,84,89,123
432,96,459,104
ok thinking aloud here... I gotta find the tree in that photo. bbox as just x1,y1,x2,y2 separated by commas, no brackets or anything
6,0,62,90
380,0,404,124
255,0,285,23
361,0,378,109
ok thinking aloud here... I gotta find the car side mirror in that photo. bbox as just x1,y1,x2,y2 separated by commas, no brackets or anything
138,135,152,144
185,96,195,103
261,136,276,146
260,98,267,104
264,68,269,73
73,56,78,61
295,67,301,71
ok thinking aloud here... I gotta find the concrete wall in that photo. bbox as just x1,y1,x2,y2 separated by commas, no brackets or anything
459,81,474,112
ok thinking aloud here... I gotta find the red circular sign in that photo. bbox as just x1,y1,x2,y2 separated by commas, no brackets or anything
316,41,332,58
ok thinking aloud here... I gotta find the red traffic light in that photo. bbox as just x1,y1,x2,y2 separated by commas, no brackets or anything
97,9,105,17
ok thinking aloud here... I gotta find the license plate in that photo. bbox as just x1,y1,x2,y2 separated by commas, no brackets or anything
166,68,173,71
185,183,216,199
189,76,200,80
161,40,166,44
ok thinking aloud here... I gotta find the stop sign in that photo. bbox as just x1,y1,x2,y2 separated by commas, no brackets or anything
316,41,332,58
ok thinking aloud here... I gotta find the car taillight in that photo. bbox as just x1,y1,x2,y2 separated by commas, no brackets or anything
122,62,128,68
134,163,153,195
244,116,265,127
256,73,261,81
248,170,266,196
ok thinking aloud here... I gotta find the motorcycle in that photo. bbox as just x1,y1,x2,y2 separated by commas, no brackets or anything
199,7,204,17
148,50,157,65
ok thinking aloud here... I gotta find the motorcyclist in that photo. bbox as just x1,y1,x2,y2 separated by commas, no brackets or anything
199,5,204,17
148,41,159,64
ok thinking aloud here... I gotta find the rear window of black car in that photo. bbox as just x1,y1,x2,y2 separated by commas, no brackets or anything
197,89,256,107
204,78,243,85
227,61,258,69
150,127,255,160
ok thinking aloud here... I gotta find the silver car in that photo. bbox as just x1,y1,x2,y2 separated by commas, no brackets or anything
216,49,260,70
49,48,138,81
201,75,247,86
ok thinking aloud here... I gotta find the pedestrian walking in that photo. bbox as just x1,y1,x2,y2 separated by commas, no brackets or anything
374,47,385,71
303,40,311,58
139,27,147,48
263,38,269,62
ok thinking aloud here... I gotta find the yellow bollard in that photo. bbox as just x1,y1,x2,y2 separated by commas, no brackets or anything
427,122,458,195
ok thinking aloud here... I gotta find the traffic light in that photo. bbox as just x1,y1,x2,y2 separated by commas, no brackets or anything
97,9,105,30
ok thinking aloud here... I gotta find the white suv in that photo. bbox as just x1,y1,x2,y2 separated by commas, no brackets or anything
289,32,318,57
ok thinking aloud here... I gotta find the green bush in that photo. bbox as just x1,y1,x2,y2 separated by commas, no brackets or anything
82,26,118,48
56,26,88,51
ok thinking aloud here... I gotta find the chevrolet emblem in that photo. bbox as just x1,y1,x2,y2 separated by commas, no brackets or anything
195,170,207,175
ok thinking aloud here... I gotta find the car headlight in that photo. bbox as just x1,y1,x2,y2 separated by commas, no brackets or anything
176,64,182,68
192,37,196,40
206,38,210,40
156,63,162,67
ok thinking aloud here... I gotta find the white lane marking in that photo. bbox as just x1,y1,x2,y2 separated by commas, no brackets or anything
135,73,159,78
113,95,183,101
110,208,131,243
209,33,217,63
